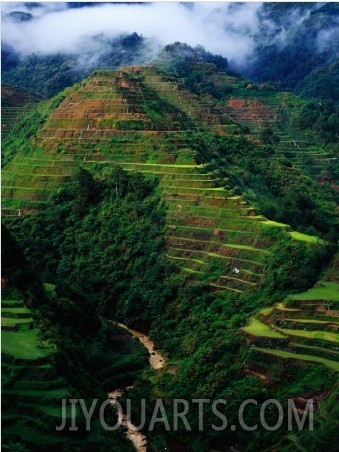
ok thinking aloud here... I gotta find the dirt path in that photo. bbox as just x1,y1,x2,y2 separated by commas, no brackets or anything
108,321,165,451
115,322,165,369
108,389,147,452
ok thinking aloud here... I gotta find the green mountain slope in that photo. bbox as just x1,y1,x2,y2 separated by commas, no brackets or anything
1,84,45,140
4,65,336,294
2,63,339,451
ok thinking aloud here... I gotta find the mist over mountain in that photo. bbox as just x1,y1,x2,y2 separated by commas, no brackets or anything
2,2,261,62
1,2,338,99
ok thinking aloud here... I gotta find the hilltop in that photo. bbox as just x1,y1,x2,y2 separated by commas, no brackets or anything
2,63,339,451
3,64,338,291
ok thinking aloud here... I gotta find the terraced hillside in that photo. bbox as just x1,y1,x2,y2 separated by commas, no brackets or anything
2,293,138,450
1,66,328,293
1,296,72,448
1,84,44,139
224,92,337,180
1,105,32,140
150,61,337,180
242,280,339,375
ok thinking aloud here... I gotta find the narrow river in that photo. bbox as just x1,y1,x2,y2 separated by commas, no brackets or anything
108,321,165,451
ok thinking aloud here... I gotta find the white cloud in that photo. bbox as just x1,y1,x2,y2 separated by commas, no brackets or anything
1,2,264,66
3,2,331,69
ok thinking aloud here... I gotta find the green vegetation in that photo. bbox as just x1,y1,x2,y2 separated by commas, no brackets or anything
288,281,339,302
249,3,339,100
278,329,338,343
2,63,338,451
1,328,49,360
185,132,338,238
1,89,70,167
2,204,150,450
243,278,339,401
242,318,286,339
293,98,339,145
289,231,325,244
256,347,339,372
6,166,176,327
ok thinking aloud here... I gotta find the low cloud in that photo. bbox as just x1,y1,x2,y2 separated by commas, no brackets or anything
1,2,334,70
2,2,263,66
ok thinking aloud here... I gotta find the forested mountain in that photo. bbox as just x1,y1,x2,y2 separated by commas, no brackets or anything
2,59,339,451
248,2,339,99
1,3,339,452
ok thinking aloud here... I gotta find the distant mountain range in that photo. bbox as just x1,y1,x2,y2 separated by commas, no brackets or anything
1,2,339,100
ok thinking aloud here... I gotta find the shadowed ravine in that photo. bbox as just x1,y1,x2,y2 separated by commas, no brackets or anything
108,321,165,451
